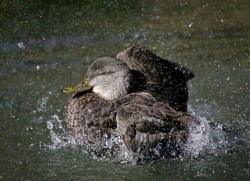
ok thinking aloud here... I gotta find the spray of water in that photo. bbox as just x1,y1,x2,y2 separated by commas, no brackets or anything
38,94,233,163
184,115,229,157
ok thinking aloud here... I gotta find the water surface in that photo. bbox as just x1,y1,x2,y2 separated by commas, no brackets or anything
0,0,250,180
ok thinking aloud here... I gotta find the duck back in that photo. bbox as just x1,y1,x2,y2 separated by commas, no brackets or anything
117,46,195,111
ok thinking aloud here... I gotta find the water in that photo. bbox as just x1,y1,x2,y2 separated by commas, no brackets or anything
1,0,250,180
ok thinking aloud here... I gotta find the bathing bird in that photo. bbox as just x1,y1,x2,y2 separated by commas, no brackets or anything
63,46,195,161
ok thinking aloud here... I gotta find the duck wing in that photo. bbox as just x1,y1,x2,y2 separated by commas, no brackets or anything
66,92,194,159
117,46,195,111
117,45,194,82
115,92,195,156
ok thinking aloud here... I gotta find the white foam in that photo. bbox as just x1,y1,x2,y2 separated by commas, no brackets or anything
185,115,228,157
46,114,82,150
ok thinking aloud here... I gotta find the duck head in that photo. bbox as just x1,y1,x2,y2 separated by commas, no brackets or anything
63,57,133,100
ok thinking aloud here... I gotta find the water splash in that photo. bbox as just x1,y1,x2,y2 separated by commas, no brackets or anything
44,112,231,163
35,95,83,150
184,115,228,157
45,114,141,163
46,114,80,150
42,97,234,164
88,134,133,163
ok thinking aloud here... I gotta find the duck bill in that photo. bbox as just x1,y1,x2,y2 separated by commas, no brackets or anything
62,77,93,93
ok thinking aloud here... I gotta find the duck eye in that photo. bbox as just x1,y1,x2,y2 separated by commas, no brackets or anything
100,71,112,76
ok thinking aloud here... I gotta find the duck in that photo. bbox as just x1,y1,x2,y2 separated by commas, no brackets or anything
63,46,195,162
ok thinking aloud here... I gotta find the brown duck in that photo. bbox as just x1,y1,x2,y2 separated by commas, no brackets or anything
63,46,195,161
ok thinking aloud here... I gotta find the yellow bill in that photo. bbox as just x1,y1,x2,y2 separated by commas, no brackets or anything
62,77,93,93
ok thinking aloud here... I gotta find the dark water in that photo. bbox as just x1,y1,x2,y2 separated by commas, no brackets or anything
1,0,250,180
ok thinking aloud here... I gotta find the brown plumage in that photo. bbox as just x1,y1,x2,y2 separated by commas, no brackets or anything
66,92,194,159
117,46,195,111
64,47,195,161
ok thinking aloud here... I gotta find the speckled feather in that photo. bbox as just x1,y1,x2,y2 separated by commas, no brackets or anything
117,46,195,111
66,91,194,156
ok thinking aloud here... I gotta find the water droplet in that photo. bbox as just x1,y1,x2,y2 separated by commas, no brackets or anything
47,121,53,130
18,42,25,49
188,22,193,28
